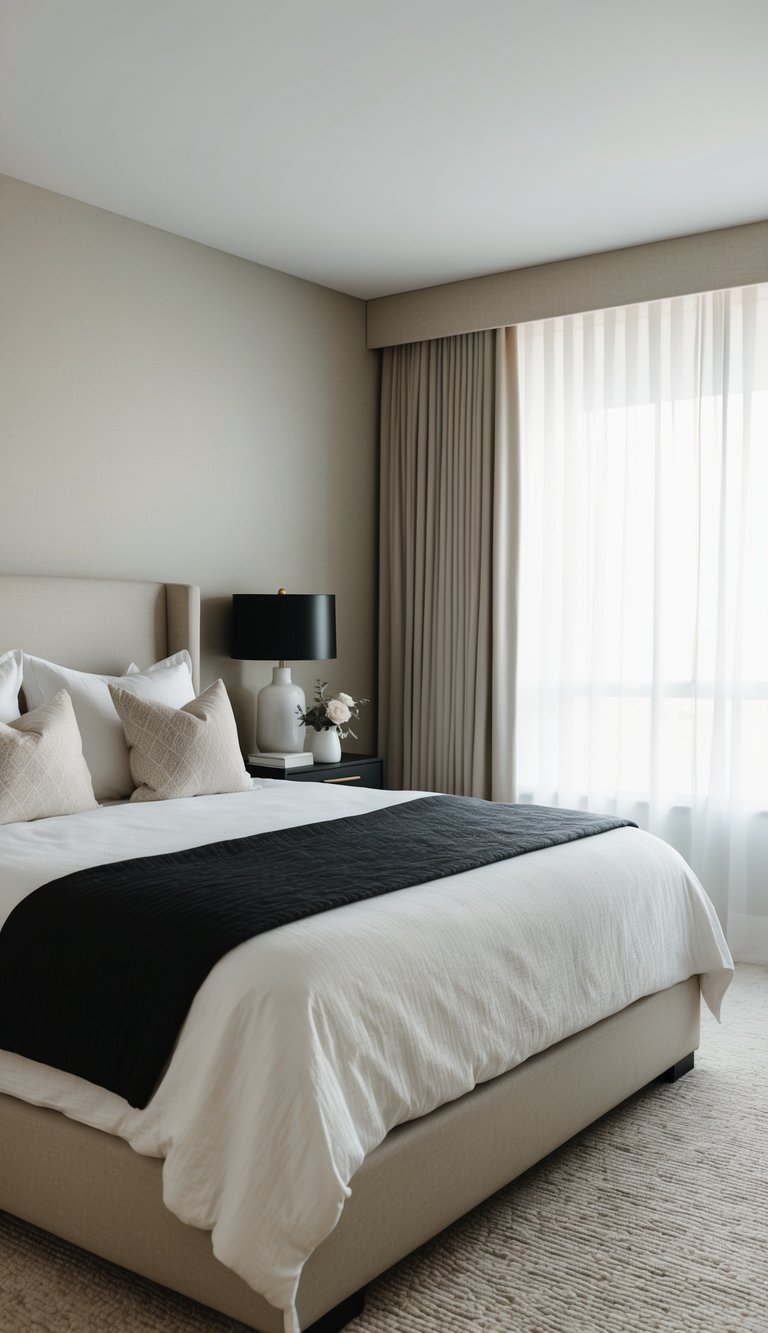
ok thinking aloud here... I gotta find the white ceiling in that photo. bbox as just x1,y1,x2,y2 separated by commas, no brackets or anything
2,0,768,300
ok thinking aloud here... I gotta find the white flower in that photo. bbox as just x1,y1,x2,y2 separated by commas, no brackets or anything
338,692,355,707
326,699,351,726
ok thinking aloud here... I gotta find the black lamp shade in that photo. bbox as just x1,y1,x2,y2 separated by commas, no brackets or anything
231,593,337,662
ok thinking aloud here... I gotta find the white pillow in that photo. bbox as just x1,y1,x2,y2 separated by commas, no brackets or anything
0,650,23,724
121,650,195,705
0,690,98,825
21,651,196,801
109,679,252,802
121,650,192,693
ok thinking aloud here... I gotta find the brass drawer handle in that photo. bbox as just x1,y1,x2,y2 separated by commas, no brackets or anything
323,775,362,783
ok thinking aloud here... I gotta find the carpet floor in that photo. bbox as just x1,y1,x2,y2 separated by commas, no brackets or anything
1,964,765,1333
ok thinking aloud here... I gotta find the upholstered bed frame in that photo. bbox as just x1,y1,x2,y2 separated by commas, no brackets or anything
0,575,700,1333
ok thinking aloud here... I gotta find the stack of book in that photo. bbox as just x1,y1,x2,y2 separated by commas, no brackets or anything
247,752,314,770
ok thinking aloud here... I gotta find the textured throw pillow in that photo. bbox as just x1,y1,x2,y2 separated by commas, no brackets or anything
0,690,98,825
21,651,196,801
109,679,252,802
0,650,23,724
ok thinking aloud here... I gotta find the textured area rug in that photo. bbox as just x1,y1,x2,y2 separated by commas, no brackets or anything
1,965,766,1332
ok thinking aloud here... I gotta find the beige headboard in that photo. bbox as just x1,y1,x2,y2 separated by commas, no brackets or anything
0,577,200,692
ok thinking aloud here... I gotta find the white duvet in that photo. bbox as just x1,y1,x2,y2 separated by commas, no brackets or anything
0,783,733,1332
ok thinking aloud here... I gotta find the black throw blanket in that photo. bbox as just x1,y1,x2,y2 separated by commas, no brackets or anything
0,796,634,1108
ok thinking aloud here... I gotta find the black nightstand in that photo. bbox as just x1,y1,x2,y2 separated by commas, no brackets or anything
247,753,384,789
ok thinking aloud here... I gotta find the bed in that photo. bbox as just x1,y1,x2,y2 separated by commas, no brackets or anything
0,575,733,1333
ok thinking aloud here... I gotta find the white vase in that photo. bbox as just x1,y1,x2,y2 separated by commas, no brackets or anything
311,728,342,764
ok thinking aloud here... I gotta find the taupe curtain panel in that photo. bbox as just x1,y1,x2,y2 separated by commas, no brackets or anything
379,328,518,797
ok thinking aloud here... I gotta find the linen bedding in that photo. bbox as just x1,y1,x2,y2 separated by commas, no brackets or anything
0,780,733,1333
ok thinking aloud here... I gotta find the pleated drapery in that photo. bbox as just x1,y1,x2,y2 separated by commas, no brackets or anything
379,329,518,797
379,289,767,960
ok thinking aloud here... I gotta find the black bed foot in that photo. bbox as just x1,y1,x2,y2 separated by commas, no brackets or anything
304,1287,366,1332
659,1052,695,1082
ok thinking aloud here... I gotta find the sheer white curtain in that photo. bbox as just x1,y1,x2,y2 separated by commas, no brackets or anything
516,285,768,962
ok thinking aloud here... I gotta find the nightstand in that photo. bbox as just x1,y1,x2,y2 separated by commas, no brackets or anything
247,753,384,789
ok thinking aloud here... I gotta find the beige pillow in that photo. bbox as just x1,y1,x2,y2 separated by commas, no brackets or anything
0,690,98,825
109,679,252,803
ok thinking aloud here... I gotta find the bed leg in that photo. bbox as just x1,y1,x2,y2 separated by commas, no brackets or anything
303,1287,366,1332
660,1052,695,1082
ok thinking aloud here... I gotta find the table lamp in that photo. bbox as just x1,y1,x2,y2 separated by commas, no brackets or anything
231,589,337,753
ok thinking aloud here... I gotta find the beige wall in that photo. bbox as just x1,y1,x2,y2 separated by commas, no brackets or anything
367,219,768,348
0,175,378,752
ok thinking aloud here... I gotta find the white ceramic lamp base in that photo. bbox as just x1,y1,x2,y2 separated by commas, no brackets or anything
256,667,305,753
